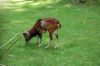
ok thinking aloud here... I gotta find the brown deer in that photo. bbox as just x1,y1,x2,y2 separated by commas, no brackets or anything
23,18,61,48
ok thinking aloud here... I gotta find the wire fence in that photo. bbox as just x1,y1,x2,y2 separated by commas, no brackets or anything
0,32,20,49
0,32,22,57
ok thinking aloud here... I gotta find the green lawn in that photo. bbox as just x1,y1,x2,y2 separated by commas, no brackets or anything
0,1,100,66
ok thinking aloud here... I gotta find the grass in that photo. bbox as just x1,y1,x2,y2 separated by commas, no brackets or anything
0,1,100,66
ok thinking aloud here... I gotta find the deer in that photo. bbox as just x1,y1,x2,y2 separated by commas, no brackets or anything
23,18,61,48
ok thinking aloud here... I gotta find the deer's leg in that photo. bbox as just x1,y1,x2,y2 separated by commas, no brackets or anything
45,32,53,49
54,30,59,48
49,32,53,48
37,34,42,47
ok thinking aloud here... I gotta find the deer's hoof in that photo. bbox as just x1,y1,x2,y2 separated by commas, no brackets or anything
55,45,58,49
45,45,49,49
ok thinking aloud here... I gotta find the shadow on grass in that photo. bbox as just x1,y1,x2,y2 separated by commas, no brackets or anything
0,9,10,62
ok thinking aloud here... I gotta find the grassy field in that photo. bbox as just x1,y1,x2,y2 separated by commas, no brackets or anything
0,1,100,66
